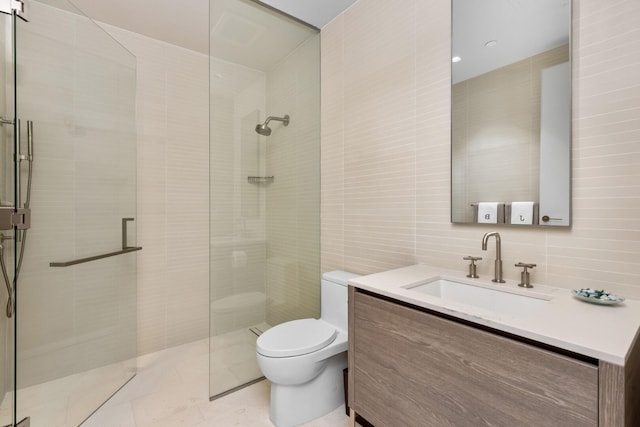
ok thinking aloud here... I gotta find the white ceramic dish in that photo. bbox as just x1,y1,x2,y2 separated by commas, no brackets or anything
573,288,625,305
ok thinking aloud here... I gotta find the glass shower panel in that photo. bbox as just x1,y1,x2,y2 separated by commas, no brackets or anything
0,9,16,426
0,1,138,425
209,0,320,399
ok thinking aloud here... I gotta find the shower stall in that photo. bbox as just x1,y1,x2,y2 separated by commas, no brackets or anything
0,0,318,422
209,0,320,398
0,1,138,426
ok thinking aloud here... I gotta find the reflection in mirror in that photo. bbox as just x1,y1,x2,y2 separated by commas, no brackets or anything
451,0,571,227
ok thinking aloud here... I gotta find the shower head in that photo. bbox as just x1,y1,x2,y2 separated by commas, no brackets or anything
255,123,271,136
255,115,289,136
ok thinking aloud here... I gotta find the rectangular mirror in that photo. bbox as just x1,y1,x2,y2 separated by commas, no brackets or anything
451,0,571,227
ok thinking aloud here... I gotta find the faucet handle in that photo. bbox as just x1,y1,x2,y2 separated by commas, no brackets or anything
515,262,536,269
463,256,482,278
515,262,536,288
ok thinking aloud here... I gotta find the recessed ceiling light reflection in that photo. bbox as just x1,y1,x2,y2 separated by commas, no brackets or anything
452,56,462,63
484,40,498,48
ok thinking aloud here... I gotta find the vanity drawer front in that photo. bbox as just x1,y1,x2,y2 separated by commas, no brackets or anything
350,291,598,427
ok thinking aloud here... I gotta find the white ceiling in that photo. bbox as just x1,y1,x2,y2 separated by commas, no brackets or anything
71,0,209,54
209,0,317,71
452,0,571,83
70,0,355,56
68,0,569,81
256,0,356,28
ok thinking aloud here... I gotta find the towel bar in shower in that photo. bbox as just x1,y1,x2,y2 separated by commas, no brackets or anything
50,217,142,267
49,246,142,267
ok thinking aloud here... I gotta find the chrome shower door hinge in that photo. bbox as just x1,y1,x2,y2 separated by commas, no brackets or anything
0,206,31,230
0,0,29,21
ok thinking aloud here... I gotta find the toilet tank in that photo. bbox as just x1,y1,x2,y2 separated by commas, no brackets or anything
321,270,360,331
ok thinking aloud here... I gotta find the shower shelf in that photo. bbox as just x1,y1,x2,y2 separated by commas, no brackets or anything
248,176,274,184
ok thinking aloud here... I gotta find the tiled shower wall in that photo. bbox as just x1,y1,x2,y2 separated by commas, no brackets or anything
265,35,321,326
321,0,640,299
209,61,267,335
102,25,210,355
104,23,321,353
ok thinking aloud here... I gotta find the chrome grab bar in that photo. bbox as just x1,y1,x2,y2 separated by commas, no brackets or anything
50,218,142,267
49,246,142,267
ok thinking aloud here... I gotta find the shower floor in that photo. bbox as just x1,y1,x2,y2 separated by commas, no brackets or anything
0,357,135,427
210,322,271,398
0,324,267,425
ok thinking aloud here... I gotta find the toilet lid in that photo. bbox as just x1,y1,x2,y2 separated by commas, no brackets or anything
256,319,337,358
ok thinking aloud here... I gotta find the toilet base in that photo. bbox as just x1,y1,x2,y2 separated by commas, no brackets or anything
269,351,347,427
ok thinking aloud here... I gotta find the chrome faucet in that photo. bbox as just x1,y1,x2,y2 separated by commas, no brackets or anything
481,232,505,283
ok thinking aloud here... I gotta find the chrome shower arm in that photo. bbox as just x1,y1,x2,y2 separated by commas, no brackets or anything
256,114,290,135
264,115,289,126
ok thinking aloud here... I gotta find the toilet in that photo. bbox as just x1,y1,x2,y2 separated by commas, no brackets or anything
256,270,360,427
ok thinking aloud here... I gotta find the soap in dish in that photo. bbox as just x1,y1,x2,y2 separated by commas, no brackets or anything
573,288,625,305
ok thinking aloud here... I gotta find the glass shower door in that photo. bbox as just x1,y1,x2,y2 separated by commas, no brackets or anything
0,1,138,426
0,6,18,426
209,0,320,399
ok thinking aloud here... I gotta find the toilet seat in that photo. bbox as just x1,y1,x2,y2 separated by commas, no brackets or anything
257,319,337,358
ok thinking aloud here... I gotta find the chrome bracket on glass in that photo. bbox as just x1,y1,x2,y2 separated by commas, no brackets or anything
0,206,31,230
0,0,29,21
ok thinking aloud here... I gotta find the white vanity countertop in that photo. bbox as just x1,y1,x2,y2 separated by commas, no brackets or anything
348,264,640,365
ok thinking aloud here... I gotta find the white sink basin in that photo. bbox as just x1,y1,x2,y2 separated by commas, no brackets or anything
406,278,550,318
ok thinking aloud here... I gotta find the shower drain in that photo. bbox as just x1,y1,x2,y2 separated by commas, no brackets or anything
249,326,263,337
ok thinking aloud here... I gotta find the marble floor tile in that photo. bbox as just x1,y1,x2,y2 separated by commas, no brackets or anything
81,401,136,427
2,336,354,427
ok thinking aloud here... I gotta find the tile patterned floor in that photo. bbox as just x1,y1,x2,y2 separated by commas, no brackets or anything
2,337,353,426
83,338,352,426
210,323,269,398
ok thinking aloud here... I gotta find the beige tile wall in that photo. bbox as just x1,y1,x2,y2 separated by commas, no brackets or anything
210,62,266,244
321,0,640,299
265,35,321,326
209,59,268,336
106,21,320,355
103,25,210,355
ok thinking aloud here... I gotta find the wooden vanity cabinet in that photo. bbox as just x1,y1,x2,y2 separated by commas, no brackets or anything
347,288,600,426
